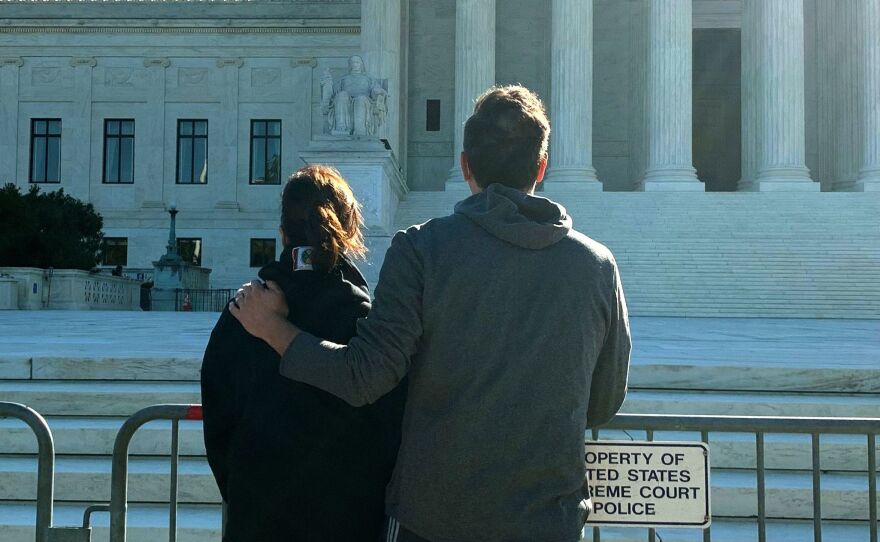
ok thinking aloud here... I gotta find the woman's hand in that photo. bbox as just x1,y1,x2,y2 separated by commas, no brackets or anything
229,281,299,355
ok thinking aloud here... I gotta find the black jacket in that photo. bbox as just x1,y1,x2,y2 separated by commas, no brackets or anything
201,249,405,542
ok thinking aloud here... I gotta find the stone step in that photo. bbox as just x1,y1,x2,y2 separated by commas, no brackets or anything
4,354,876,394
594,430,880,472
1,419,876,472
0,458,876,520
0,501,221,542
0,455,221,504
1,381,876,418
2,503,872,542
620,390,880,419
0,381,201,416
580,519,872,542
0,417,206,456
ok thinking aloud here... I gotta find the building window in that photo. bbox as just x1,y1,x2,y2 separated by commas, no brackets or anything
102,237,128,266
29,119,61,183
426,100,441,132
250,120,282,185
250,238,276,267
176,120,208,184
103,119,135,184
177,237,202,266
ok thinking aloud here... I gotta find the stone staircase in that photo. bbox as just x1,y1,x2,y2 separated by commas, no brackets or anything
385,190,880,319
0,314,877,541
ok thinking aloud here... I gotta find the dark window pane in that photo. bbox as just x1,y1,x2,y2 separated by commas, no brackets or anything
252,121,266,136
266,139,281,184
106,120,119,136
267,121,281,136
178,139,192,183
32,137,46,181
34,120,46,135
120,138,134,183
193,139,207,184
48,120,61,135
426,99,441,132
177,238,202,266
102,238,128,266
121,121,134,136
194,121,207,136
105,138,120,183
250,238,276,267
46,138,60,182
179,121,192,136
251,138,265,183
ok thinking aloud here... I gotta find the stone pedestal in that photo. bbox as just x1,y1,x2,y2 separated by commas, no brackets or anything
641,0,703,192
0,278,18,310
544,0,602,193
0,267,46,310
151,258,212,311
857,0,880,191
300,138,407,234
446,0,495,192
749,0,818,191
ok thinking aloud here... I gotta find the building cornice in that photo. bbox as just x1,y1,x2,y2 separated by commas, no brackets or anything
0,22,360,35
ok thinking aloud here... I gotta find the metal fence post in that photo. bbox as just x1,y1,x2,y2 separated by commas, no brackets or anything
0,402,55,542
108,404,203,542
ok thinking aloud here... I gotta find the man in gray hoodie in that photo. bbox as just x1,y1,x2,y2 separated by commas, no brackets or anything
231,85,631,542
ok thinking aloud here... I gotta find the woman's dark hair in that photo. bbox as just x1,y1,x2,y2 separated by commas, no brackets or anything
280,165,366,272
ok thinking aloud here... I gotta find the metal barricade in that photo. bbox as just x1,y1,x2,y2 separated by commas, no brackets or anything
108,404,203,542
0,402,55,542
590,413,880,542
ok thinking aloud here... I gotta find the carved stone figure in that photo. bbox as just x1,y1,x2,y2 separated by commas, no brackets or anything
321,55,387,137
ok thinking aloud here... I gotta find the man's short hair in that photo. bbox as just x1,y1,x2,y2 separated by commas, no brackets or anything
462,85,550,190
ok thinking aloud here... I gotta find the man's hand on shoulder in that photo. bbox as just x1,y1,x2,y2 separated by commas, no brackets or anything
229,280,300,356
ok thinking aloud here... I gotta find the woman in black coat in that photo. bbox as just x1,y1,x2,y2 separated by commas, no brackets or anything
201,165,405,542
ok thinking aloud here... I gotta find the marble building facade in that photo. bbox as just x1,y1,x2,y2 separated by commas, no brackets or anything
0,0,877,288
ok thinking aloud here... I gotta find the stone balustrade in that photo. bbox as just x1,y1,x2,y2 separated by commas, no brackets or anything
0,267,142,311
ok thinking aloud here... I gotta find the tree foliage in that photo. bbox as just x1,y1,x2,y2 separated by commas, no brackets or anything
0,184,104,270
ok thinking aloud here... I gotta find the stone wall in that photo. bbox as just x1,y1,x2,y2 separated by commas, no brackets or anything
0,267,141,310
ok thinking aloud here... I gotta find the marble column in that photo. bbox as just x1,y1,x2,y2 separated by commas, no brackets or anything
142,58,170,209
445,0,495,191
751,0,817,191
216,58,243,210
544,0,601,192
738,0,758,191
641,0,703,191
857,0,880,190
361,0,402,157
0,58,22,188
69,57,97,202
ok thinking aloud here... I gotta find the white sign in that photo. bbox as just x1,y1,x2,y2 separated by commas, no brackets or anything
584,441,711,528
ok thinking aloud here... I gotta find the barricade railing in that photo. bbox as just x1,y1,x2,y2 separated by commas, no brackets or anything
108,404,203,542
0,402,55,542
96,406,879,542
592,413,880,542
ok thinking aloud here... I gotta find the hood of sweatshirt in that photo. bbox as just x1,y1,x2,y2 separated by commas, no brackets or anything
453,183,572,249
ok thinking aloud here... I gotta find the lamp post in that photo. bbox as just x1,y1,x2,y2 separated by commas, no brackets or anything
160,202,183,264
166,202,178,256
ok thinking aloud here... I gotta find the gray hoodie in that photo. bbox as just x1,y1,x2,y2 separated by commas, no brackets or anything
280,183,631,542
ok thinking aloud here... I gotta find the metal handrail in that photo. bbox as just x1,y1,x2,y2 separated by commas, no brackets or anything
0,402,55,542
593,413,880,542
108,404,203,542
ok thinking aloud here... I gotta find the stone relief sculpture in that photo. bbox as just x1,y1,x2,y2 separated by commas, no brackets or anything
320,55,387,137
